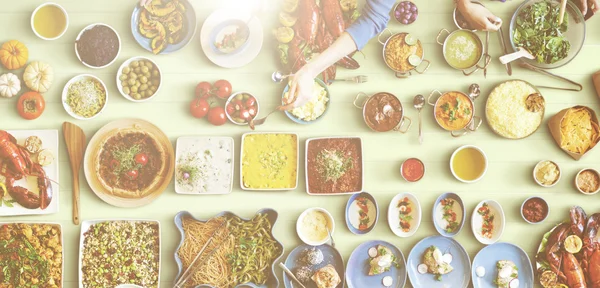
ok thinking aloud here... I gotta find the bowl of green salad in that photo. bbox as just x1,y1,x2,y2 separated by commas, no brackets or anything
510,0,586,69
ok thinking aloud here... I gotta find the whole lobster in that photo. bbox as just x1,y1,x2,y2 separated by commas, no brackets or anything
298,0,320,46
563,252,588,288
546,222,570,281
583,213,600,287
0,130,52,210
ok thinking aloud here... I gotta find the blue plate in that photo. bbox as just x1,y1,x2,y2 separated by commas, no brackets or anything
346,240,407,288
173,209,284,288
407,236,471,288
345,192,378,235
282,78,330,124
131,0,197,54
432,192,466,237
471,242,534,288
283,244,345,288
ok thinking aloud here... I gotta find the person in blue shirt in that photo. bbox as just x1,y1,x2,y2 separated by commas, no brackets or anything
287,0,597,108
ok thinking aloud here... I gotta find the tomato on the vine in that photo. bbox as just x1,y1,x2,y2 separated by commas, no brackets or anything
190,98,210,118
213,80,232,99
207,106,227,126
135,153,148,166
17,92,45,120
195,82,212,98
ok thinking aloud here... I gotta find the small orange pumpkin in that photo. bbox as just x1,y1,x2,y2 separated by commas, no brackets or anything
0,40,29,70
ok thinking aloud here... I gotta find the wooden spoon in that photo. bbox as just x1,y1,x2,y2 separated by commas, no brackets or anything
559,0,568,25
499,47,535,65
62,122,86,225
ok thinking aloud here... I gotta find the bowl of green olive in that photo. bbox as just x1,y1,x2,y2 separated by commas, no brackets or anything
116,56,162,102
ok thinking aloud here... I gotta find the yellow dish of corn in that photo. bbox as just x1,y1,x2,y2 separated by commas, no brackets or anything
241,133,298,190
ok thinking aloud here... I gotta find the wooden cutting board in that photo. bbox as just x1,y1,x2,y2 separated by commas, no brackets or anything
594,71,600,101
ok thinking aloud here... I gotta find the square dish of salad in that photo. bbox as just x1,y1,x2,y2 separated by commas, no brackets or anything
175,137,234,194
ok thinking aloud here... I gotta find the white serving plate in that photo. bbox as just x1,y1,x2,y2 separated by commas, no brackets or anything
240,132,299,191
62,74,108,120
78,219,161,288
305,137,364,195
0,222,64,287
174,136,234,195
0,130,59,216
388,192,422,238
471,200,505,245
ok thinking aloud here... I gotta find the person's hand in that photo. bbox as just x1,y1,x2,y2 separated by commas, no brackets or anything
457,1,502,31
284,65,318,110
575,0,600,19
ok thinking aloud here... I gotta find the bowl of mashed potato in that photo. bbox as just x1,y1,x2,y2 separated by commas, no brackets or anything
282,78,330,124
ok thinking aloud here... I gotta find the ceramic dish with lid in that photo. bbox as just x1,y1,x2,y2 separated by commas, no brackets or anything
354,92,412,133
116,57,162,102
74,23,121,69
378,29,430,78
31,2,69,40
62,74,108,120
297,207,335,246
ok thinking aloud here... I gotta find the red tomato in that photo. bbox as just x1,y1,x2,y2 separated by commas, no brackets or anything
245,97,256,107
213,80,232,99
125,170,139,180
207,106,227,126
17,92,45,120
190,98,210,118
239,109,250,120
135,153,148,166
110,159,120,170
226,103,235,115
248,106,257,117
232,99,243,111
195,82,212,98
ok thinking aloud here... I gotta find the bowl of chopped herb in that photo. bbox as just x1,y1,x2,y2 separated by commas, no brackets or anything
510,0,585,69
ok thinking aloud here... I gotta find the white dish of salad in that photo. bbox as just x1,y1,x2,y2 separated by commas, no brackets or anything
175,136,234,194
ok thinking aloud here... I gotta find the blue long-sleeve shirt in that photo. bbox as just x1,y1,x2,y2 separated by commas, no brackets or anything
345,0,396,50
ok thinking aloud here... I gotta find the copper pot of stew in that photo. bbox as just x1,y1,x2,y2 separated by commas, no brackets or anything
427,84,482,137
354,92,412,133
378,29,431,79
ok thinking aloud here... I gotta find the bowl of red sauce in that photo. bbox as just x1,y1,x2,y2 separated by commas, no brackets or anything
521,196,549,224
401,158,425,182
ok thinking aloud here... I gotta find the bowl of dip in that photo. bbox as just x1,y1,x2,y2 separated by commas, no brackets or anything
345,192,378,235
354,92,412,133
31,2,68,41
533,160,561,188
521,196,549,224
450,145,488,183
575,169,600,195
401,158,425,182
297,208,335,246
436,28,489,76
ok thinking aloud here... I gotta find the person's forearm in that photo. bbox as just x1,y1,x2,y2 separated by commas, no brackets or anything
303,33,358,76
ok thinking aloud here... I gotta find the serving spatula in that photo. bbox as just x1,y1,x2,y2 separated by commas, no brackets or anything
62,122,86,225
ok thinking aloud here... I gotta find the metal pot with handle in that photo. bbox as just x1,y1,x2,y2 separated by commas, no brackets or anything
436,29,490,76
354,92,412,133
378,29,430,79
427,84,482,137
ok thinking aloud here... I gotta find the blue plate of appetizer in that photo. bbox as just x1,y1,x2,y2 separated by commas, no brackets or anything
346,240,407,288
432,192,466,237
471,242,534,288
282,78,330,124
407,235,471,288
283,244,345,288
346,192,378,235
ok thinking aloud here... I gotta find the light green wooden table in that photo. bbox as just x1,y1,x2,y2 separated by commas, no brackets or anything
2,0,600,287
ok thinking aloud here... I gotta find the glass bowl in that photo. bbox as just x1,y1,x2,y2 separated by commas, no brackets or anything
509,0,586,69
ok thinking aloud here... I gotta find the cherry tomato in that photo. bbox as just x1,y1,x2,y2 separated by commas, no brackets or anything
135,153,148,166
232,99,243,111
195,82,212,98
17,92,45,120
248,106,257,117
190,98,210,118
207,106,227,126
226,103,235,115
125,170,139,180
213,80,232,99
239,109,250,120
245,97,256,107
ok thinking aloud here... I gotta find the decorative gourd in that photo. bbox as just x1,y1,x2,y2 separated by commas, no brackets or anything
0,40,29,70
0,73,21,98
23,61,54,93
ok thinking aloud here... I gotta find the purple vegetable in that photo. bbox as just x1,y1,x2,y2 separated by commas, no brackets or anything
405,13,411,19
411,6,417,12
410,14,417,21
183,172,190,180
402,19,409,24
400,8,405,13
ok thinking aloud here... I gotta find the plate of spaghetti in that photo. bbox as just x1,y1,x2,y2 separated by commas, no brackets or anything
173,209,284,288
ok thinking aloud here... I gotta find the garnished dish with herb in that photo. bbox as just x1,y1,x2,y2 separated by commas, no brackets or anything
81,221,160,288
436,198,461,234
348,196,376,231
175,211,283,287
494,260,519,288
398,197,413,233
65,77,107,119
513,0,570,65
97,131,166,198
175,137,233,194
434,91,473,131
241,133,297,190
0,223,62,287
213,25,249,54
367,245,401,276
306,137,362,195
418,246,453,281
477,203,495,239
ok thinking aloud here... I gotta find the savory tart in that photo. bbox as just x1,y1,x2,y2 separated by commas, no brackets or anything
96,130,167,198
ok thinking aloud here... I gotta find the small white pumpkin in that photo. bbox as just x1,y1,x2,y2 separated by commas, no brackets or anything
0,73,21,98
23,61,54,93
